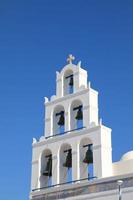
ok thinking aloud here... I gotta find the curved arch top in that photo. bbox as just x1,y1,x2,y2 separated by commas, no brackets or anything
56,63,88,98
60,63,77,77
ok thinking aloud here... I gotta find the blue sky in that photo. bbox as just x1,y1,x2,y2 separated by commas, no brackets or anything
0,0,133,199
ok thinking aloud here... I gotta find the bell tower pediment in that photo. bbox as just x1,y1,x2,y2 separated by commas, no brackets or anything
44,55,99,138
30,55,113,197
56,56,88,98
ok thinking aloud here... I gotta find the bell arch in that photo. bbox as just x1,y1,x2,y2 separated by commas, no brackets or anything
40,149,52,188
79,138,94,180
63,69,74,96
70,99,83,130
53,105,65,135
59,143,72,184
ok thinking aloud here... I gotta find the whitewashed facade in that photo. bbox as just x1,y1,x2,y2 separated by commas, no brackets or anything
30,56,133,200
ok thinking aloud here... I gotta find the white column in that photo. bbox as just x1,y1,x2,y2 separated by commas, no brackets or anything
83,105,90,128
79,146,88,180
93,145,103,178
65,111,70,132
52,153,58,185
72,142,79,181
56,73,63,97
93,126,112,178
45,118,51,137
31,161,39,190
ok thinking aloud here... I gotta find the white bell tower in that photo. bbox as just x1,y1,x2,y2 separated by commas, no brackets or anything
30,55,112,196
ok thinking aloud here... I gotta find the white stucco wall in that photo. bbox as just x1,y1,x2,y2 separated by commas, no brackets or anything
113,159,133,176
30,61,133,200
64,188,133,200
30,174,133,200
31,125,113,191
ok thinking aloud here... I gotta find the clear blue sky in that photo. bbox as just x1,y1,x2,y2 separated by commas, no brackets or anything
0,0,133,199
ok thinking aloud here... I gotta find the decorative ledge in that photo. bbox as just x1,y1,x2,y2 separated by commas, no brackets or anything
30,176,133,200
45,126,86,139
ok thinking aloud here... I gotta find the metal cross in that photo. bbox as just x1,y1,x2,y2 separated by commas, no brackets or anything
67,54,75,64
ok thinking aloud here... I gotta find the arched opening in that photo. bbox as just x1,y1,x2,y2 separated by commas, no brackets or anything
40,149,52,188
79,138,94,181
70,100,83,130
63,69,74,95
53,105,65,135
59,143,72,184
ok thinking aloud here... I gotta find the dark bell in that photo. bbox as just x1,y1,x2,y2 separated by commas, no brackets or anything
57,114,64,126
83,148,93,164
69,76,73,86
63,150,72,168
75,108,83,120
42,156,52,177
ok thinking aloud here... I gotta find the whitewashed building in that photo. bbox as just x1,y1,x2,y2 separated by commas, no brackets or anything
30,55,133,200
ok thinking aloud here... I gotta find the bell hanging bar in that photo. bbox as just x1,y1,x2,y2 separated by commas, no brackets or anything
42,154,52,177
73,105,82,111
65,74,74,86
65,74,73,79
63,149,72,168
45,154,52,158
56,111,64,116
83,144,92,148
83,144,93,164
64,148,71,153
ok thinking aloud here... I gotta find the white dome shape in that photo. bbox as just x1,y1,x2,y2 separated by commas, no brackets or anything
121,151,133,161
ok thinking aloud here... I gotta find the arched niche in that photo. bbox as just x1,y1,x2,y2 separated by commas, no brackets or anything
70,99,83,130
63,69,74,96
59,143,72,184
53,105,65,135
79,138,93,181
40,149,52,188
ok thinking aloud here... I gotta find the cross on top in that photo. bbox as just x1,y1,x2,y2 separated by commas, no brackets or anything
67,54,75,64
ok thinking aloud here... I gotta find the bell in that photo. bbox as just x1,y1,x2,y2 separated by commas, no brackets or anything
42,155,52,177
63,149,72,168
83,146,93,164
69,76,73,86
57,113,64,126
75,107,83,120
